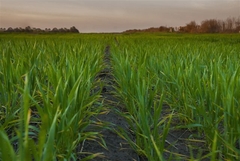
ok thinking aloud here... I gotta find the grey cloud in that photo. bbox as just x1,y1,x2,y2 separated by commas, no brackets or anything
0,0,239,32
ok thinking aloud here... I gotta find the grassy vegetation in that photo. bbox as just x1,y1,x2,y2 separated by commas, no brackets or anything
0,34,108,160
111,33,240,160
0,33,240,160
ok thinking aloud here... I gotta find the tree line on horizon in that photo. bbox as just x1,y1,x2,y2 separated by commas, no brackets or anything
0,16,239,34
124,16,240,33
0,26,79,33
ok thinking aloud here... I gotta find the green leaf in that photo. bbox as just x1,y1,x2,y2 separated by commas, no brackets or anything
0,129,16,161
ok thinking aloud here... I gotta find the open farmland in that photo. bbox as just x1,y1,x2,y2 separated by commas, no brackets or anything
0,33,240,161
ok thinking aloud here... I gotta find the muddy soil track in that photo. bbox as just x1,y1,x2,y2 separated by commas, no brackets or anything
81,44,209,161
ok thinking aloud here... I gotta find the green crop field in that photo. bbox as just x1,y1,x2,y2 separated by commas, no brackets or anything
0,33,240,161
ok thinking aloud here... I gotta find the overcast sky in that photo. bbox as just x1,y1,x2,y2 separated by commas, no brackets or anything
0,0,239,32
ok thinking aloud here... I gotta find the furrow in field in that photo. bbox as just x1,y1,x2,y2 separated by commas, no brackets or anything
82,45,139,161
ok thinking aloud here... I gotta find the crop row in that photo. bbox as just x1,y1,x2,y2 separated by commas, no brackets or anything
0,34,240,161
111,35,240,160
0,36,106,160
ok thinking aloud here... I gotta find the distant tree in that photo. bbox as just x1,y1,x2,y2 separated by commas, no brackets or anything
217,20,224,32
6,27,14,32
14,27,21,32
51,27,59,33
45,28,51,32
235,16,240,32
0,28,6,32
159,26,169,32
145,27,158,32
18,27,24,32
70,26,79,33
179,26,187,32
34,28,42,33
64,28,70,32
225,17,234,32
169,27,174,32
174,27,179,32
1,26,82,33
200,19,220,33
185,21,198,33
235,17,240,27
58,28,65,33
25,26,33,32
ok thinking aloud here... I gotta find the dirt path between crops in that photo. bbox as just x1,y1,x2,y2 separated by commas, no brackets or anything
81,43,210,161
81,45,141,161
